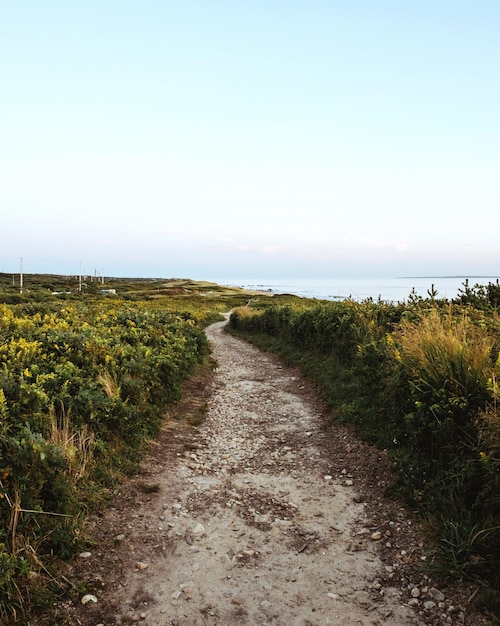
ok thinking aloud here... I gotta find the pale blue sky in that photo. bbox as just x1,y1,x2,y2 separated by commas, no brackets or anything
1,1,499,279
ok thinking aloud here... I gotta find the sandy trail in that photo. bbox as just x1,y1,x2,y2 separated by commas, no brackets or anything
68,318,424,625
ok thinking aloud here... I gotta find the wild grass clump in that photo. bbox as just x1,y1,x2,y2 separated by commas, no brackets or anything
229,306,261,329
389,309,494,466
48,405,95,482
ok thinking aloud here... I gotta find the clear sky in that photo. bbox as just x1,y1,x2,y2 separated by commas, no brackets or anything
1,1,499,279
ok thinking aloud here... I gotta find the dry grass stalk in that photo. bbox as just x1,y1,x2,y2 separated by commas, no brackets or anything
397,309,494,395
97,371,121,399
48,404,95,481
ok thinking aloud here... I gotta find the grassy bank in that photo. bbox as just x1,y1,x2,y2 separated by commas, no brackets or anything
227,285,500,613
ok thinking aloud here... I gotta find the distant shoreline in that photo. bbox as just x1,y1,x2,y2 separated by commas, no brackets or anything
398,275,498,280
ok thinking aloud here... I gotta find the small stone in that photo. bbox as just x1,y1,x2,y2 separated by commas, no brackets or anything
81,594,98,605
411,587,421,598
371,531,382,541
115,534,126,542
135,561,149,570
324,475,333,481
408,598,420,607
428,587,445,602
192,523,205,536
79,551,92,559
327,592,339,600
424,600,437,610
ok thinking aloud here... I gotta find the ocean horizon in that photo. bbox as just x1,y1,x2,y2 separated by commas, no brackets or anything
214,276,499,303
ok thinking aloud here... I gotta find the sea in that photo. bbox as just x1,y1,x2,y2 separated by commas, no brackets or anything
214,276,499,304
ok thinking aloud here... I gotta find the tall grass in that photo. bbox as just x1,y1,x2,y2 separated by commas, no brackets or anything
391,309,494,464
48,405,95,482
396,310,492,405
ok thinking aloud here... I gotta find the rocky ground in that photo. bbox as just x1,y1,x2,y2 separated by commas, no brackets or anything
55,318,489,626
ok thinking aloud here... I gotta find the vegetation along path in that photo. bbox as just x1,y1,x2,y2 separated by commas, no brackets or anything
63,318,475,626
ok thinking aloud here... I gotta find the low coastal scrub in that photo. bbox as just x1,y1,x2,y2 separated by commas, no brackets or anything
0,279,248,622
228,285,500,606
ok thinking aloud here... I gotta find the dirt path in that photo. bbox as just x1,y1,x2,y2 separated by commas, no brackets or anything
62,319,474,626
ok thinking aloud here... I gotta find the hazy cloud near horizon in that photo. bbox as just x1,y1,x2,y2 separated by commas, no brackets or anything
1,2,499,279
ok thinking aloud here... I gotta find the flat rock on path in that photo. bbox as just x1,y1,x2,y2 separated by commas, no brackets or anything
70,319,423,625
